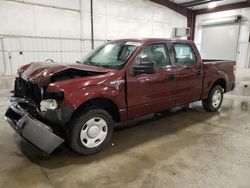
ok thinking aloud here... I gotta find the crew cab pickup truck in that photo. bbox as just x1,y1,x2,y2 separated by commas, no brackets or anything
5,38,235,155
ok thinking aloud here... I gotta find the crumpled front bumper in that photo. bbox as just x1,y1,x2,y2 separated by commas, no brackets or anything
5,103,64,154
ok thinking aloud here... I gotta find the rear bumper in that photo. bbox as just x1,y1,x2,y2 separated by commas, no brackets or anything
5,103,64,154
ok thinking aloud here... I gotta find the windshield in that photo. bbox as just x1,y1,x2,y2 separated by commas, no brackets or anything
77,41,140,69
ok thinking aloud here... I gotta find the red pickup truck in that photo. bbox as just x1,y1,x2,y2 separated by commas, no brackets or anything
5,38,235,155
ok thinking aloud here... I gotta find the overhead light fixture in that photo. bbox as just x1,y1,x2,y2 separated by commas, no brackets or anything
208,2,217,9
200,16,241,26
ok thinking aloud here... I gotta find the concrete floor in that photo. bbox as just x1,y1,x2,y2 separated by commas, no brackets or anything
1,76,250,188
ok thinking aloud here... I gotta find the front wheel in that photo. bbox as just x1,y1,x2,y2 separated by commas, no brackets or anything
202,85,224,112
67,109,114,155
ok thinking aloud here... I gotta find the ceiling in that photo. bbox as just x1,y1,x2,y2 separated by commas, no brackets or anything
172,0,248,10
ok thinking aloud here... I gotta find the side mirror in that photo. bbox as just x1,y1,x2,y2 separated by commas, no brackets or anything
132,61,157,75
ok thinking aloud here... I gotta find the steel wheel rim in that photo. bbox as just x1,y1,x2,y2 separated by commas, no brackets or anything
80,117,108,148
212,90,221,108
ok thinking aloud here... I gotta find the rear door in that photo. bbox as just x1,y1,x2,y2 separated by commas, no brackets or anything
171,43,203,106
126,43,176,119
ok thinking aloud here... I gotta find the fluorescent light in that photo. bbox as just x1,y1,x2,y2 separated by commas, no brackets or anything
208,2,217,9
200,16,240,26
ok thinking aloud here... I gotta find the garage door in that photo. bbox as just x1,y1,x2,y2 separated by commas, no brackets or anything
201,22,240,61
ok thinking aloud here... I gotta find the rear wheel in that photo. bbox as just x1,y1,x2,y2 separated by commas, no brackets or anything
67,109,114,155
202,85,223,112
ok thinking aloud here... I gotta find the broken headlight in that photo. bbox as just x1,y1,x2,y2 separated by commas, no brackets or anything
40,91,64,111
40,99,58,112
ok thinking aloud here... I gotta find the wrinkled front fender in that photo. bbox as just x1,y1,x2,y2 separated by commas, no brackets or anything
65,85,126,111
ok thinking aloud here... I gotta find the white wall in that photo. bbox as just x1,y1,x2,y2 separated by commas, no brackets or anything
0,0,81,38
0,0,187,75
195,8,250,68
82,0,187,40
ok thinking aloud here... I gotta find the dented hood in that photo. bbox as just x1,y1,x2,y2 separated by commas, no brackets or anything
19,62,109,86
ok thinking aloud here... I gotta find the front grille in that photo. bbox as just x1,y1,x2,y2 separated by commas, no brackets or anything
14,77,42,105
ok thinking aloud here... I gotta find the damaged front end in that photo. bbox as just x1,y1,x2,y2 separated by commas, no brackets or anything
5,76,67,154
5,63,108,154
12,76,74,124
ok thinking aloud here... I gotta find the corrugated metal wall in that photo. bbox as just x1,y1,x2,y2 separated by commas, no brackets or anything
0,35,105,75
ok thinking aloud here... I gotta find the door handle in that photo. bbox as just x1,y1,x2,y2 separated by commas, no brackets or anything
168,73,176,80
196,70,203,76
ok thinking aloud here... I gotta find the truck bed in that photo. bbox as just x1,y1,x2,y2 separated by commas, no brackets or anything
202,59,236,65
202,59,236,98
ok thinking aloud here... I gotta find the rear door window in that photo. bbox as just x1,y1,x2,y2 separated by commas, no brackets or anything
173,43,196,66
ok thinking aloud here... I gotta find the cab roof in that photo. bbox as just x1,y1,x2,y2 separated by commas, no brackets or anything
111,38,193,44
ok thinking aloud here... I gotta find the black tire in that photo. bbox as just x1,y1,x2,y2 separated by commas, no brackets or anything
202,85,224,112
67,108,114,155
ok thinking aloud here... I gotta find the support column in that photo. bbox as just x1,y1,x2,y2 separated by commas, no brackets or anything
187,12,196,41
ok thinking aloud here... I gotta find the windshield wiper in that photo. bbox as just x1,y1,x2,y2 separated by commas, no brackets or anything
79,61,120,69
101,64,120,69
83,61,103,68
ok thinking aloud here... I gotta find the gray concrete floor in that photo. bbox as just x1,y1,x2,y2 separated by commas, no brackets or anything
1,76,250,188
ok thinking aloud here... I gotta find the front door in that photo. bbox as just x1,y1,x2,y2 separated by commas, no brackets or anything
126,43,176,119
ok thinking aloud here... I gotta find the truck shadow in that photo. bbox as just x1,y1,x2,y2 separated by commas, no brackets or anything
16,104,220,169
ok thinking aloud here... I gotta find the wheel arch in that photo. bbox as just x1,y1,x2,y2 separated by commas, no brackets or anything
73,97,120,123
212,78,226,93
